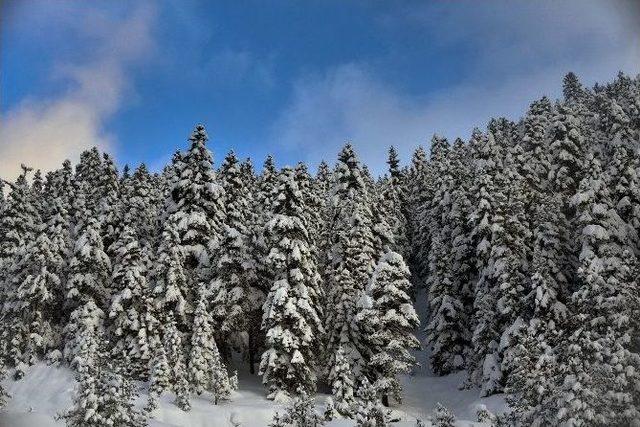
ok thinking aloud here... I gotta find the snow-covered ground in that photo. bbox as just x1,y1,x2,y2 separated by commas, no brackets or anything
0,289,506,426
0,361,505,426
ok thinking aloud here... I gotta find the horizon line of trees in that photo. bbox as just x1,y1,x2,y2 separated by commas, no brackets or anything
0,70,639,426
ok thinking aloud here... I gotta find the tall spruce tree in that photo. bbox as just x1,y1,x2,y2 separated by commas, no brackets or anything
366,250,419,404
259,168,323,399
169,124,226,303
210,151,252,350
108,223,152,377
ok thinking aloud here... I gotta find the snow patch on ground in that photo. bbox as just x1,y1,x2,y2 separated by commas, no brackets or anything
0,362,505,426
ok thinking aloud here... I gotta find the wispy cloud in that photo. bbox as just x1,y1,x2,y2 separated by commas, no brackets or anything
272,1,640,174
0,2,156,181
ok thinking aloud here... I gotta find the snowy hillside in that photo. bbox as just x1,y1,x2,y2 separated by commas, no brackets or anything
1,71,639,426
1,363,505,426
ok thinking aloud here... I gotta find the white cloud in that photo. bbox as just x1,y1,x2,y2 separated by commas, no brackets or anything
272,1,640,174
0,3,155,181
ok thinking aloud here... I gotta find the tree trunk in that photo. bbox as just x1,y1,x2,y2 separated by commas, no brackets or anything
248,333,256,375
382,394,389,407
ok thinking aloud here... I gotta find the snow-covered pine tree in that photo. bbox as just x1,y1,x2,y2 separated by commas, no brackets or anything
97,153,120,257
506,193,569,425
546,153,640,426
491,148,532,394
414,136,449,283
146,338,170,413
366,250,419,405
10,209,64,366
152,215,189,323
313,160,333,278
236,157,267,375
0,361,9,408
432,403,456,427
327,195,376,383
354,377,389,427
562,72,588,105
325,144,378,392
259,167,323,399
74,148,104,216
169,124,226,304
425,231,468,376
607,139,640,254
405,145,429,282
210,151,252,351
189,290,235,402
62,297,105,369
96,359,146,427
294,162,323,250
0,166,42,367
384,146,408,256
448,138,476,354
57,326,103,426
425,135,473,376
31,169,44,218
331,346,356,416
60,331,145,427
466,130,503,389
549,102,585,197
119,163,159,265
242,155,279,375
108,223,152,377
269,393,326,427
163,312,191,411
64,181,111,315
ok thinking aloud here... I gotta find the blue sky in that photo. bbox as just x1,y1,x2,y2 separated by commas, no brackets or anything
1,0,639,179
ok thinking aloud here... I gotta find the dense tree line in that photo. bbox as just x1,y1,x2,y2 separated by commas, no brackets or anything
0,72,639,426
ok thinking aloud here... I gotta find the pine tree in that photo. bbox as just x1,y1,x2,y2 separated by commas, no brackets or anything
58,345,102,426
10,211,62,365
259,168,323,399
562,72,587,105
243,155,279,374
325,145,377,389
506,194,570,425
163,313,190,411
549,103,585,196
118,164,159,268
60,337,145,427
547,153,640,426
96,360,146,427
189,291,235,402
63,298,105,369
210,151,252,347
447,138,476,356
97,153,120,256
165,125,226,320
0,361,10,408
270,393,326,427
331,346,356,416
367,250,419,404
327,196,376,384
467,130,503,388
0,167,40,346
74,148,103,216
354,377,389,427
108,223,152,377
169,124,226,302
405,145,429,281
425,136,472,376
432,403,456,427
152,216,189,322
146,339,170,413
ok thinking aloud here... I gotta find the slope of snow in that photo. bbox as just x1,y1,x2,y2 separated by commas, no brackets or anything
1,361,505,426
0,289,506,426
